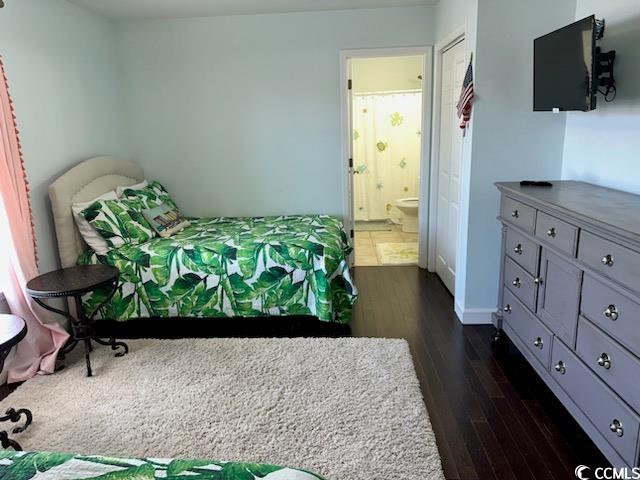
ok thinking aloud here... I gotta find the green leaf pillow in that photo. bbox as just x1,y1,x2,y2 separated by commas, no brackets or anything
119,180,179,210
81,198,155,249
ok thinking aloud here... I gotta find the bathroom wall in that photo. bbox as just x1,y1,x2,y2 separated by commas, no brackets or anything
351,56,423,93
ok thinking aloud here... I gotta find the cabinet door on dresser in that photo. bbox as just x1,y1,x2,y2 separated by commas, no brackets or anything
537,248,582,348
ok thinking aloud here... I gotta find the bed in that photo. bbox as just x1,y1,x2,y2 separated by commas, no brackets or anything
49,157,357,324
0,450,325,479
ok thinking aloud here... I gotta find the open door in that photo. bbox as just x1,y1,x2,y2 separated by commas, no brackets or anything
345,58,355,264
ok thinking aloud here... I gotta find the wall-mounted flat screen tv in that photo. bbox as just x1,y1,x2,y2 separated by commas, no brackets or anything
534,15,597,112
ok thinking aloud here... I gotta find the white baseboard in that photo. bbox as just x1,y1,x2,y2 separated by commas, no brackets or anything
454,301,496,325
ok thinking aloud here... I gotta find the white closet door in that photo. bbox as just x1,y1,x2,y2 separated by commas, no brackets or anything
435,40,466,294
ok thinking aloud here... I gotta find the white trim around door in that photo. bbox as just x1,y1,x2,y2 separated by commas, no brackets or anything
339,46,433,269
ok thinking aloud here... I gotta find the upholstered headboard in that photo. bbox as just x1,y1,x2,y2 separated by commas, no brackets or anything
49,156,144,268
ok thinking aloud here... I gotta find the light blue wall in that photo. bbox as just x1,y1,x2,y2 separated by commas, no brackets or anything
561,0,640,193
0,0,129,273
115,7,435,218
460,0,575,315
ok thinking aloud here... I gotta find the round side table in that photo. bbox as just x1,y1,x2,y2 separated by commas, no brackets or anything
0,314,33,450
26,265,129,377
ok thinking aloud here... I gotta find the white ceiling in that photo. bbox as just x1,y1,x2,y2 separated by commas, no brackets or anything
67,0,438,19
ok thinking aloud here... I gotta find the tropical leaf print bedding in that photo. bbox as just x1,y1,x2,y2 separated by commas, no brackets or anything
78,215,357,323
0,451,326,479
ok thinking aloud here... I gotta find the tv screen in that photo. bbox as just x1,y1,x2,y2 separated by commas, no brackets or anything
534,15,597,112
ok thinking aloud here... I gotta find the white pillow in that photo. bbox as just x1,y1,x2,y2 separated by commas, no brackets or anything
72,190,119,255
116,179,148,197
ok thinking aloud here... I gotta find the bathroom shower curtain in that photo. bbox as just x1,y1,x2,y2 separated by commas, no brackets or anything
352,91,422,222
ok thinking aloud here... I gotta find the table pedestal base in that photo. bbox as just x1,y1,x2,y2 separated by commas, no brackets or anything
59,336,128,377
32,286,129,377
0,408,32,450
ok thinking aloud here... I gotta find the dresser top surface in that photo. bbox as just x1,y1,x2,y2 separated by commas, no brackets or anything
496,181,640,242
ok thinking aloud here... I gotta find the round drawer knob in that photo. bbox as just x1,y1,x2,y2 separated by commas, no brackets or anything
533,277,543,285
601,254,614,267
511,210,519,218
533,337,543,349
554,361,566,374
503,304,512,314
546,227,557,238
609,419,624,437
597,353,612,370
603,305,619,321
513,244,523,255
512,277,521,288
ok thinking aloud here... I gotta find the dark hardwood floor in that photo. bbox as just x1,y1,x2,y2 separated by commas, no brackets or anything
2,266,608,478
349,266,609,479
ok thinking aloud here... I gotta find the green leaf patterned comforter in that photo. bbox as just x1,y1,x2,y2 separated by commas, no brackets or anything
78,215,357,323
0,451,326,479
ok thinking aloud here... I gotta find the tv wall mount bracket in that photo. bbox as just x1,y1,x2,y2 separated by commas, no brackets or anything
595,19,617,102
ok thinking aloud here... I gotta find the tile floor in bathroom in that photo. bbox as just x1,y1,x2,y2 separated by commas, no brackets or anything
354,224,419,266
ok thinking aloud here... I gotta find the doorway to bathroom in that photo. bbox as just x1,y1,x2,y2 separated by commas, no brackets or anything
341,48,432,267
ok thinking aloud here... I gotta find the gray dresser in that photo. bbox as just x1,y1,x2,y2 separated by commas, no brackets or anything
496,181,640,468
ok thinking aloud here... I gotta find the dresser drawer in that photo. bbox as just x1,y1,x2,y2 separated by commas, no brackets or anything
579,231,640,293
577,317,640,412
505,227,539,276
504,256,538,312
535,211,578,256
503,289,552,369
551,339,640,466
500,196,536,234
582,273,640,359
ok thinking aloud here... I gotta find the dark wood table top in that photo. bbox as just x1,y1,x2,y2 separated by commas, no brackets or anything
0,315,27,351
26,265,119,298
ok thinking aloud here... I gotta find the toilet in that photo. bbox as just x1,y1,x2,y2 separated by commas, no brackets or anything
395,197,419,233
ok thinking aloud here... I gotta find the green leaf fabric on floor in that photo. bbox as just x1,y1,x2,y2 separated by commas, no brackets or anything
78,215,356,323
0,451,326,479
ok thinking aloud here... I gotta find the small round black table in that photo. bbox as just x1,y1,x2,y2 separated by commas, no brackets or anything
26,265,128,377
0,314,32,450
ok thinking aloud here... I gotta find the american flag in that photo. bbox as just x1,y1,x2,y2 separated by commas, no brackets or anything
456,56,474,131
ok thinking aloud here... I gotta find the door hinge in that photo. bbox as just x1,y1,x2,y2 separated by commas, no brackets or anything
348,79,352,90
348,158,353,168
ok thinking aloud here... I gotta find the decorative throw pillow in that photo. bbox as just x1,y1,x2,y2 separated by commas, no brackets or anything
119,180,178,211
142,203,191,238
71,190,119,255
115,179,148,197
81,198,155,248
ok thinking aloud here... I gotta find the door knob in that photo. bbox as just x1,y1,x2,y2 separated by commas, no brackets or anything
601,254,614,267
513,244,523,255
554,361,566,374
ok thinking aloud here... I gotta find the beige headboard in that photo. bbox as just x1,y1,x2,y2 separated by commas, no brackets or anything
49,156,144,268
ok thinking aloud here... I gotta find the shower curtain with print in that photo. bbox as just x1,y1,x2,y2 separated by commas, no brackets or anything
352,91,422,222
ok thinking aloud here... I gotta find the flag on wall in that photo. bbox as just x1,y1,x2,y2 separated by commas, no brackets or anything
456,55,474,132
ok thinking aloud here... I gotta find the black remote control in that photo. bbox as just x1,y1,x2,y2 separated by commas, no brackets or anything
520,181,553,187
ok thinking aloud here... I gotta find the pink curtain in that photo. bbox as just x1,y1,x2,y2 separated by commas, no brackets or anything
0,57,69,383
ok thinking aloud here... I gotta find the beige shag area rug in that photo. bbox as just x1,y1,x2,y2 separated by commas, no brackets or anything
376,242,419,265
1,338,444,480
